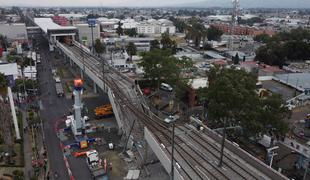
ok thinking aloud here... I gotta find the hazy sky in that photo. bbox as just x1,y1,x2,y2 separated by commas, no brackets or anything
2,0,310,8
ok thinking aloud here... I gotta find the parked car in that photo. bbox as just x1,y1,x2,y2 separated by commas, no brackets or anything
164,115,180,123
160,83,173,92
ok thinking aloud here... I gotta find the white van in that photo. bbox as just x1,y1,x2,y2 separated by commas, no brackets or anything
160,83,173,92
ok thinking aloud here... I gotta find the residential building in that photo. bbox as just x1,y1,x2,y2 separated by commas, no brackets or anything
211,23,275,36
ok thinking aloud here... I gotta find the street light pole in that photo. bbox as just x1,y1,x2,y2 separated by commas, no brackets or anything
91,25,94,54
303,159,309,180
87,18,96,54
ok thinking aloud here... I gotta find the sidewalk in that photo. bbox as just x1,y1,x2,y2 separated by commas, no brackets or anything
22,110,33,180
22,109,47,180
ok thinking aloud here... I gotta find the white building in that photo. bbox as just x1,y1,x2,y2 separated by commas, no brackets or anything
104,36,155,52
0,63,19,79
0,23,28,42
75,24,100,47
136,19,176,35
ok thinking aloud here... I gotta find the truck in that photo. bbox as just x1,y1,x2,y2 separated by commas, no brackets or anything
55,83,64,97
86,150,108,180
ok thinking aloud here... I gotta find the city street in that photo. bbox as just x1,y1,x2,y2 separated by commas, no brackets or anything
37,37,97,179
37,37,71,179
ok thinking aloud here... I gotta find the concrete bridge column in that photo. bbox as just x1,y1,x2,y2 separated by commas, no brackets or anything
80,68,84,80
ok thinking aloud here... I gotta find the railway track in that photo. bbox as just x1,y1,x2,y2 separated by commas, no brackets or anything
58,42,265,180
180,125,262,180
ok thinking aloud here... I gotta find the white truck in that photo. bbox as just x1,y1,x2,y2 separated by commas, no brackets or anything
86,150,108,180
54,76,64,97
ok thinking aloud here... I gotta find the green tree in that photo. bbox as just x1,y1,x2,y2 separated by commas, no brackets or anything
161,33,177,54
0,34,8,50
116,21,124,36
138,49,192,87
207,67,289,138
169,16,187,33
124,28,137,37
94,39,105,54
126,42,137,60
150,40,160,50
0,73,7,94
0,76,14,165
207,26,223,41
12,79,37,93
253,33,271,43
12,169,24,180
186,17,207,47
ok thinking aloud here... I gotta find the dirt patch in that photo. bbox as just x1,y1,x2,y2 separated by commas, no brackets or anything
100,151,127,180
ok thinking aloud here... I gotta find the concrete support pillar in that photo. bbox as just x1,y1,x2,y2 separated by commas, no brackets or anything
69,58,73,66
80,68,84,79
93,81,97,94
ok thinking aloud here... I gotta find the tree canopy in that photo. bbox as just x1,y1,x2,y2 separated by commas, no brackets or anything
255,28,310,67
207,26,223,41
186,17,207,47
138,49,193,87
94,39,105,54
161,33,177,54
124,28,137,37
253,33,271,43
126,42,137,58
150,40,160,50
207,67,289,138
116,21,124,36
0,73,7,94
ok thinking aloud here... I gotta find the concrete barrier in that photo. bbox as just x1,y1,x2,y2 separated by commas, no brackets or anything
144,127,184,180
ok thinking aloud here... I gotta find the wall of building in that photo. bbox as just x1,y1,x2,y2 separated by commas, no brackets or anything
211,23,275,36
0,23,28,42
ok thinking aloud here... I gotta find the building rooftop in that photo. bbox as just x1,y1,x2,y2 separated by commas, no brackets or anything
189,78,209,89
204,51,225,59
34,18,76,33
0,63,18,77
275,73,310,90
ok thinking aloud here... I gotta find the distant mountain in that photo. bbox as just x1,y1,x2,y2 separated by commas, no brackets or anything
173,0,310,9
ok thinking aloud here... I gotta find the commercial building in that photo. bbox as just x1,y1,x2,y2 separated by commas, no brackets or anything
104,37,155,52
75,24,100,47
0,23,28,43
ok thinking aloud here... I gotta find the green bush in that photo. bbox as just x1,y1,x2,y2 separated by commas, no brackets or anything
12,169,24,180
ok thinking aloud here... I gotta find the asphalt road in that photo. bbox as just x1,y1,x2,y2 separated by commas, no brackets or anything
37,37,70,179
37,37,92,180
